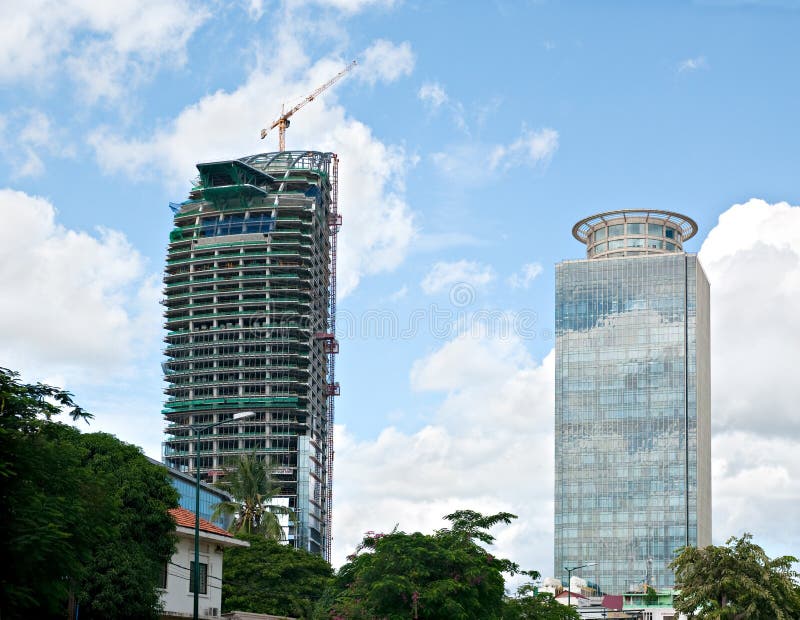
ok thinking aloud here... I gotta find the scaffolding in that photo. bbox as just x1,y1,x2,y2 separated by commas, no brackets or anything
161,151,340,559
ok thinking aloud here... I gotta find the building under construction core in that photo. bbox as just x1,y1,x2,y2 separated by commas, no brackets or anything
162,151,340,559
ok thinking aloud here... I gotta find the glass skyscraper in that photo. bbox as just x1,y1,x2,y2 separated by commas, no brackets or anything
554,210,711,595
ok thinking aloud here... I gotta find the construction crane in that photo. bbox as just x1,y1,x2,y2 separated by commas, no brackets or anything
261,60,357,151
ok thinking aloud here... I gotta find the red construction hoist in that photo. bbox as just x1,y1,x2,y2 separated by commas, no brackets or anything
321,154,341,562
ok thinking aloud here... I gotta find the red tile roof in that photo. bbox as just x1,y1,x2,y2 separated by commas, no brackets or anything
169,507,233,538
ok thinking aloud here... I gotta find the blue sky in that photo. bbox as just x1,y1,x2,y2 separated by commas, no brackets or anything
2,0,800,578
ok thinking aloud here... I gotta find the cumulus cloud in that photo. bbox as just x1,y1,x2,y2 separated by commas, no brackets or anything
698,198,800,438
89,37,416,297
333,330,555,573
420,260,495,295
0,189,161,381
508,262,544,289
358,39,415,85
0,0,207,102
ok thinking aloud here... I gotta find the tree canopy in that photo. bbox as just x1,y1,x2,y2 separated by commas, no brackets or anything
212,453,294,539
671,533,800,620
320,510,520,620
502,577,580,620
0,367,178,620
222,535,333,618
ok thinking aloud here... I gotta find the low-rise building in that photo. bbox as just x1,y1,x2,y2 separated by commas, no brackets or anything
161,507,249,619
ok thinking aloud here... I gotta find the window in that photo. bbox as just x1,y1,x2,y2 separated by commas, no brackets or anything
626,223,643,234
648,223,663,236
595,242,607,253
665,241,676,251
626,238,645,248
607,224,624,237
190,561,208,595
594,227,607,241
665,227,677,239
647,238,662,249
608,239,625,250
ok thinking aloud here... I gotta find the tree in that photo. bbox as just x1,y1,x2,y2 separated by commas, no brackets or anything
643,584,658,606
321,510,519,620
74,432,179,620
670,533,800,620
211,453,294,539
0,368,178,620
222,535,333,618
502,576,580,620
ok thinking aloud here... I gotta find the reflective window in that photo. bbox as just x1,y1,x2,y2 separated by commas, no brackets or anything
608,239,624,250
627,223,643,234
647,238,662,249
594,227,607,241
665,241,676,251
665,227,676,240
627,238,645,248
648,223,663,236
595,242,607,253
555,254,707,595
608,224,624,237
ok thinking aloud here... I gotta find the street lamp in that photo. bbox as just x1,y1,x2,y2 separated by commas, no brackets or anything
192,410,255,620
564,562,597,608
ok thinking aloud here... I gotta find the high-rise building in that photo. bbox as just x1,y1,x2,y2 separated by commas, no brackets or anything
161,151,340,559
554,210,710,595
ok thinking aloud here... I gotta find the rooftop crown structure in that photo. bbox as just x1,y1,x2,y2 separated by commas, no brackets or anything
162,151,340,559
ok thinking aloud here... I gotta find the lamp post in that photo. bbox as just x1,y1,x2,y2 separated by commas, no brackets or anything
564,562,596,608
192,410,255,620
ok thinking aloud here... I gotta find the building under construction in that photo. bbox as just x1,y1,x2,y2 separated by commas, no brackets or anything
162,151,340,559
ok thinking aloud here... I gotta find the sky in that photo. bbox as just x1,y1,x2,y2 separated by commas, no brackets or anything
2,0,800,581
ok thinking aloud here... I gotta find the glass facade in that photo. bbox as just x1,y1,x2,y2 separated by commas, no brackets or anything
554,251,710,594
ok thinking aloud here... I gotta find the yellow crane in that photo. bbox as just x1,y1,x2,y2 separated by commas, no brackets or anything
261,60,357,151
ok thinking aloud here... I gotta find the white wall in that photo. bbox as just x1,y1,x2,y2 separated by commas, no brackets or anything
160,532,227,618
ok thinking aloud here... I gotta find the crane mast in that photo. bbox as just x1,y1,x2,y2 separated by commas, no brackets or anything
261,60,357,151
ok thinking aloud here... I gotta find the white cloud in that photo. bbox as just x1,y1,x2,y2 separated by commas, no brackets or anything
507,262,544,289
420,260,495,295
678,55,708,73
0,109,75,178
488,127,559,171
357,39,415,85
0,0,207,102
433,126,559,180
418,81,449,109
698,198,800,438
299,0,398,13
333,330,555,574
711,431,800,554
0,189,161,381
89,38,416,297
418,81,468,133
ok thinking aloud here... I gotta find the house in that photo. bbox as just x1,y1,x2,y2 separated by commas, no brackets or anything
161,507,249,619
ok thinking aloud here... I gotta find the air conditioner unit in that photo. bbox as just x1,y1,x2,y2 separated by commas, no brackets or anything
206,607,219,617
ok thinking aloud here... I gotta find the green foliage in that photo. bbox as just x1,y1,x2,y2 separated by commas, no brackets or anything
321,510,519,620
670,533,800,620
0,368,178,620
501,572,579,620
212,453,294,539
644,585,658,606
222,535,333,618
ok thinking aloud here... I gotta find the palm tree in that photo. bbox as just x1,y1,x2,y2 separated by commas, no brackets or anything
211,453,295,540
